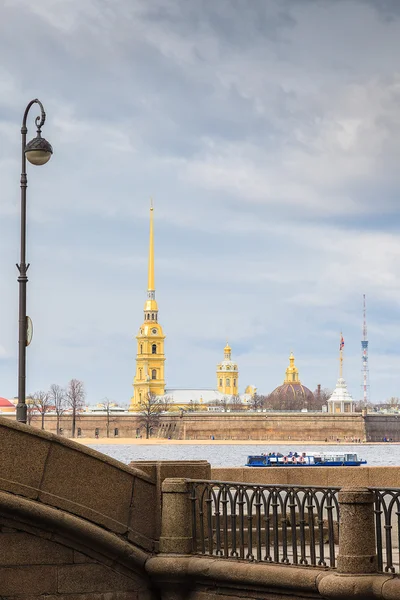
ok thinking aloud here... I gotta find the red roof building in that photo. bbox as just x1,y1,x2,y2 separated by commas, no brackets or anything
0,397,16,412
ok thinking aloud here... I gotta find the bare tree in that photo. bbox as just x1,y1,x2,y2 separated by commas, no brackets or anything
26,397,36,426
267,390,305,411
66,379,85,438
220,396,230,411
229,394,243,411
312,387,332,411
99,397,116,438
388,397,400,409
248,393,267,411
48,383,66,435
30,390,52,429
138,392,170,439
188,398,200,412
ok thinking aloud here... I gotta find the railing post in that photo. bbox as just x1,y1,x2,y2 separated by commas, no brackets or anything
159,478,192,554
337,487,377,574
317,487,388,598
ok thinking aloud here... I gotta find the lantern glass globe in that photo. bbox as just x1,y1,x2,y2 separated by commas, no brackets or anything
25,134,53,166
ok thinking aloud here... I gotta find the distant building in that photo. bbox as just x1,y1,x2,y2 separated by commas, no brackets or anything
0,397,16,413
328,333,354,413
327,377,355,413
217,343,239,396
270,352,315,408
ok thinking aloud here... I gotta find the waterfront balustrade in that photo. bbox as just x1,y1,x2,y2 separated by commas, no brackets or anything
187,480,400,575
188,480,340,567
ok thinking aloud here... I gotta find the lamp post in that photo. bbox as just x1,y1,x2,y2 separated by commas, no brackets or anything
16,99,53,424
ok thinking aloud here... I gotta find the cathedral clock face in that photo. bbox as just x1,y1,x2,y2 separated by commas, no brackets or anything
152,328,158,334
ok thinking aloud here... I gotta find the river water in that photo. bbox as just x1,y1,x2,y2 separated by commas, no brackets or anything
87,443,400,467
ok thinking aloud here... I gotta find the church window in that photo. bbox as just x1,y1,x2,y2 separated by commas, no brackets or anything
152,344,157,354
139,392,142,401
234,379,236,386
292,374,296,381
139,368,142,379
226,378,230,386
152,369,157,380
219,379,222,387
152,313,154,320
140,344,143,354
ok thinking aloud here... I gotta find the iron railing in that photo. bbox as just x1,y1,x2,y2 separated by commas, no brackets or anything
372,487,400,573
189,480,340,567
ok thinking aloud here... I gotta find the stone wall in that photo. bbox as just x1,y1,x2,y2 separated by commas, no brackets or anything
211,465,400,487
2,411,400,441
157,411,367,441
0,417,157,599
365,414,400,441
0,517,149,600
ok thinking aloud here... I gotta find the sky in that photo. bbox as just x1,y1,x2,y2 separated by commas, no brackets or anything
1,0,400,406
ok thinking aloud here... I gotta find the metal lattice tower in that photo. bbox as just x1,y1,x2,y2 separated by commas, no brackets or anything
361,294,370,407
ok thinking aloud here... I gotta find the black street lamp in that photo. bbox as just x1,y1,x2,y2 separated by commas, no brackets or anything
16,99,53,424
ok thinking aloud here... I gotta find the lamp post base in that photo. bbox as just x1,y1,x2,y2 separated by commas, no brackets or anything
16,403,27,424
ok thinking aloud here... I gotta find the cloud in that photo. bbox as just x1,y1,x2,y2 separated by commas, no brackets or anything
0,0,399,404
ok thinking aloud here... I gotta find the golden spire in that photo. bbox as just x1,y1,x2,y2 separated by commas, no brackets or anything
148,200,155,291
144,200,158,315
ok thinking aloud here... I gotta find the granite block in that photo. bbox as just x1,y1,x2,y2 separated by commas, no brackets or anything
0,426,51,499
0,565,57,595
39,444,134,533
57,564,141,593
0,532,73,565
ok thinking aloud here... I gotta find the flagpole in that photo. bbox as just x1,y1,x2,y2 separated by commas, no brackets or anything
339,332,343,378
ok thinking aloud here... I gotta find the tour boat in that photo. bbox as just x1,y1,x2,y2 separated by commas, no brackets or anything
246,451,367,467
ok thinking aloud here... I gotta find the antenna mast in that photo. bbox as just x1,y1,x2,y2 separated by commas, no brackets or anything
361,294,370,407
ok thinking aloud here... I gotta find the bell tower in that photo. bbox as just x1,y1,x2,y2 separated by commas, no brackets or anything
130,204,166,411
216,343,239,396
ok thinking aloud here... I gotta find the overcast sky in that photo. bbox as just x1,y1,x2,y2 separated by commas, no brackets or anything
1,0,400,405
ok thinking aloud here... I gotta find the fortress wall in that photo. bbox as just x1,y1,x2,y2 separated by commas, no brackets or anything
0,413,143,439
159,412,367,441
2,411,400,442
364,414,400,441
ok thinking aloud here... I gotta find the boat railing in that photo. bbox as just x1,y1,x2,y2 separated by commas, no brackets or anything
188,480,340,567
